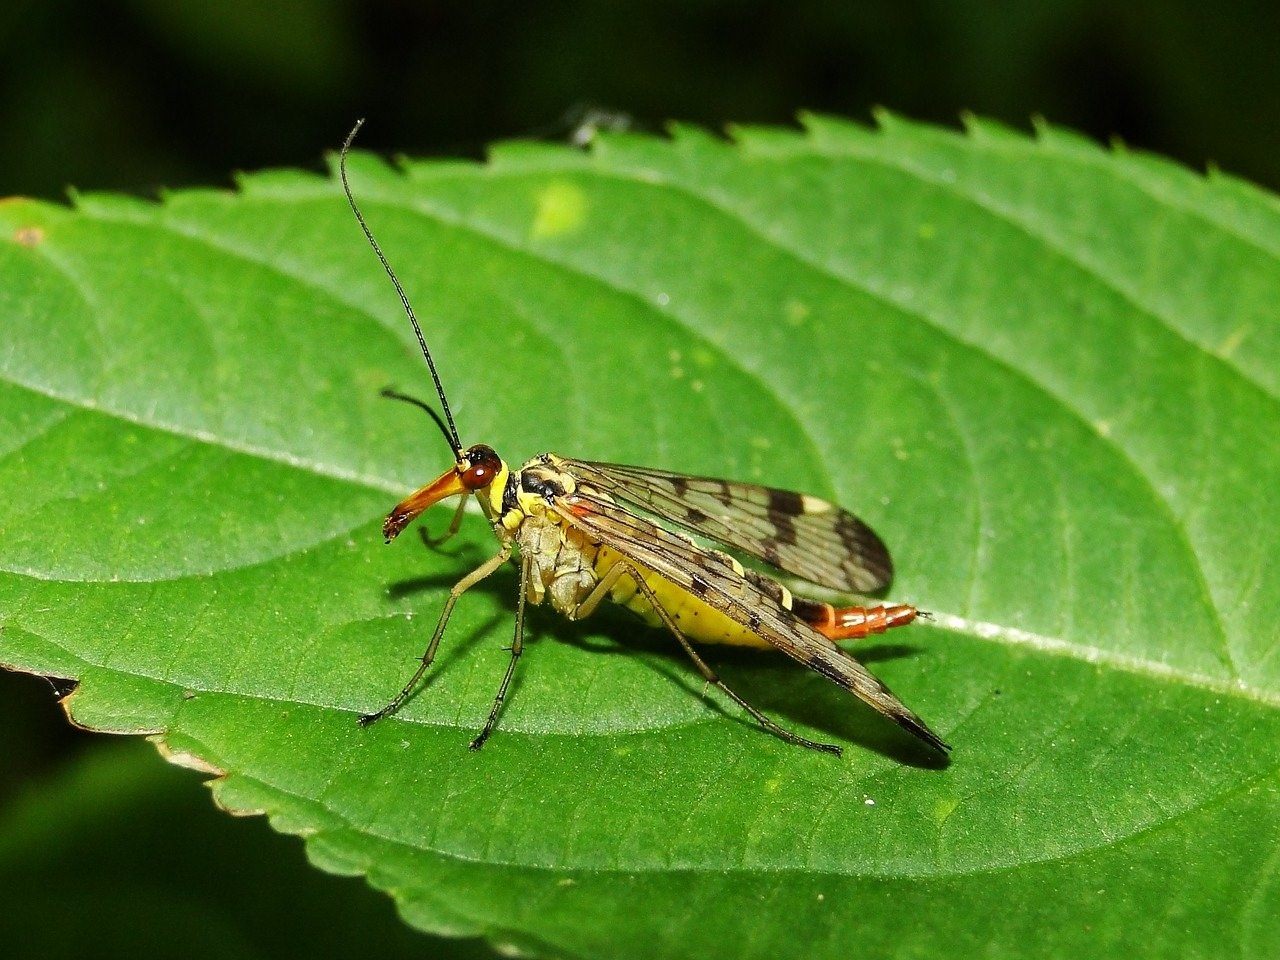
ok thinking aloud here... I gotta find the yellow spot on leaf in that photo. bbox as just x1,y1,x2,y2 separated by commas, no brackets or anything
1218,325,1250,358
785,299,810,326
931,797,959,823
12,225,44,246
531,181,588,239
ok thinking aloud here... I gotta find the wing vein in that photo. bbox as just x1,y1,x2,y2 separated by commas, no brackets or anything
559,458,893,593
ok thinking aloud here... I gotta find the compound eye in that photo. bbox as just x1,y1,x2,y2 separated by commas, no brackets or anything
460,444,501,490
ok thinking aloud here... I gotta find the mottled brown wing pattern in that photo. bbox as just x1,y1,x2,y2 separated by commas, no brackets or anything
552,488,948,753
558,458,892,594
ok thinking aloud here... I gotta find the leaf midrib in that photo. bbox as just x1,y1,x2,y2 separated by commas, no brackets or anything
928,613,1280,708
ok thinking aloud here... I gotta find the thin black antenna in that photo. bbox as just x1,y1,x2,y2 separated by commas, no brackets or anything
339,119,464,458
380,387,456,450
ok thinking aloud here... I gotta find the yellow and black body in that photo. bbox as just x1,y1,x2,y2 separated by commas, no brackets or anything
364,444,943,756
339,119,946,758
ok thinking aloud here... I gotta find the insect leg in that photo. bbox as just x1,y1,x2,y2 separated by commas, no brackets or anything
359,541,513,726
468,552,532,751
419,493,470,549
565,562,626,621
621,563,842,757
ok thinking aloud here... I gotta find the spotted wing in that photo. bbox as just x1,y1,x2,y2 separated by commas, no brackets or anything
552,489,948,753
556,458,893,593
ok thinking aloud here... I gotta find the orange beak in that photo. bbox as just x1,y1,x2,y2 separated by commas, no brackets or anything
383,467,466,542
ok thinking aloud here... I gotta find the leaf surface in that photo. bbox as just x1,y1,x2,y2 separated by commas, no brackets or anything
1,114,1278,959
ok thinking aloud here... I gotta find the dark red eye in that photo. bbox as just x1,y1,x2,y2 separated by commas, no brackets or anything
460,444,502,490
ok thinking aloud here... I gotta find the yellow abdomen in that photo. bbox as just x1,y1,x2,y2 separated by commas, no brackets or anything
592,545,771,649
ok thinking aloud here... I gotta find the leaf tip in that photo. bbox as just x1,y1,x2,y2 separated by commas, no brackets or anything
665,120,721,148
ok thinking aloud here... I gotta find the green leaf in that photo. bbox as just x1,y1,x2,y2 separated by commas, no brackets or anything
2,113,1278,959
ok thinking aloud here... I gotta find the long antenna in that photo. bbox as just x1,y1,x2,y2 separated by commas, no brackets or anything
339,119,464,458
380,387,456,450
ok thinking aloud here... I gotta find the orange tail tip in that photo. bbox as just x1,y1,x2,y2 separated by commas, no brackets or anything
807,603,919,641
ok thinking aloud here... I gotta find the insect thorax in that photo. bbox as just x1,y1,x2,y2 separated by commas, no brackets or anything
501,458,599,614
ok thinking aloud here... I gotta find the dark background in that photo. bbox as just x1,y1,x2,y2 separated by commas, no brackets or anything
1,0,1276,955
2,0,1279,204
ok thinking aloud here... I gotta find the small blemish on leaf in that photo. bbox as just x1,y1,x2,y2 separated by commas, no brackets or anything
531,181,588,239
932,797,959,824
13,225,44,246
785,299,810,326
155,741,225,776
1218,325,1250,358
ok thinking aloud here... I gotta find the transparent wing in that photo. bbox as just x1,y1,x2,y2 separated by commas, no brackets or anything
555,458,894,593
552,488,948,753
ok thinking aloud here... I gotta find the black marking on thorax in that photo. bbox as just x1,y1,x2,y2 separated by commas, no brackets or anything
521,470,566,502
502,470,520,513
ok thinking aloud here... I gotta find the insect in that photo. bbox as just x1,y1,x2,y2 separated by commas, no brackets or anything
340,120,949,757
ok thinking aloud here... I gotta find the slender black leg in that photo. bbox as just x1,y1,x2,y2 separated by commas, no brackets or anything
359,542,513,726
468,552,532,751
623,563,842,757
